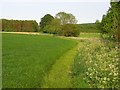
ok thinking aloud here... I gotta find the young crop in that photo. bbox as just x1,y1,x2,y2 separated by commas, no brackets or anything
2,34,77,88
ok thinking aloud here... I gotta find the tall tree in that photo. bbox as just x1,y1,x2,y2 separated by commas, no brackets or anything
39,14,54,31
101,1,120,41
55,12,77,25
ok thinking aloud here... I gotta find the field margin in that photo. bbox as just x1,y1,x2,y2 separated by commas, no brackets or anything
41,43,79,88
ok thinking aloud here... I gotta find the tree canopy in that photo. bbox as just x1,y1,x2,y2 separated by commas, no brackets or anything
41,12,79,37
55,12,77,25
2,19,39,32
101,1,120,41
39,14,54,30
42,18,61,34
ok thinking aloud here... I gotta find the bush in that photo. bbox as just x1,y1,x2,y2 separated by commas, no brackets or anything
60,24,80,37
42,18,61,34
42,25,61,34
43,23,80,37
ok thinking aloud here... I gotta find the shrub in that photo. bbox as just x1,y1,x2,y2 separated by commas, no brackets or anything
42,19,61,34
42,25,61,34
60,24,80,37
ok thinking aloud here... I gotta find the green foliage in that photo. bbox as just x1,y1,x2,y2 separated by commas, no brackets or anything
2,33,77,88
60,24,80,37
95,20,101,29
42,12,79,37
73,41,119,88
95,20,100,24
42,18,61,34
39,14,54,30
76,23,100,33
55,12,77,25
101,2,120,41
42,17,80,37
84,44,119,88
72,42,90,88
2,19,39,32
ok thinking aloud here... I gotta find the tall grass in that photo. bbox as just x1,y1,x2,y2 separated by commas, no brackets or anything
2,33,77,88
79,33,101,38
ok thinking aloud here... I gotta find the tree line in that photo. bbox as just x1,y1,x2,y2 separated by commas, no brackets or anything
1,12,80,37
2,19,39,32
40,12,79,37
2,1,119,38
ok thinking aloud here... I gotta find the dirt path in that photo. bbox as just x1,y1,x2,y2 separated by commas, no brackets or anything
1,32,40,35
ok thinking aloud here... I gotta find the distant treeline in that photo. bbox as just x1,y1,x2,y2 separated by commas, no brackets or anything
1,19,100,34
76,23,100,33
1,19,39,32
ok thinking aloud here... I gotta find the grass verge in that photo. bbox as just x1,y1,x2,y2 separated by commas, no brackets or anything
79,33,101,38
41,43,79,88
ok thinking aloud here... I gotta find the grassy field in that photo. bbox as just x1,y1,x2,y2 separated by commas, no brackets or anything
2,33,118,88
2,33,77,88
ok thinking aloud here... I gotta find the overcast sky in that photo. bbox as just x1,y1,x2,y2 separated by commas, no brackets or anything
1,0,110,24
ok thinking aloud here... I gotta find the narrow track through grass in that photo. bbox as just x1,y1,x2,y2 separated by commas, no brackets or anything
42,43,80,88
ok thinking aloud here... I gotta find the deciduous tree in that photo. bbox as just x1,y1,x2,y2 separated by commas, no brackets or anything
55,12,77,25
39,14,54,31
101,1,120,41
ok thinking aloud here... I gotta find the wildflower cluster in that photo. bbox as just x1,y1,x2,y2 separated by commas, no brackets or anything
79,42,119,88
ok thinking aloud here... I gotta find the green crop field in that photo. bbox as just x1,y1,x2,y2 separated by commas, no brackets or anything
1,1,119,88
2,33,77,88
2,33,119,88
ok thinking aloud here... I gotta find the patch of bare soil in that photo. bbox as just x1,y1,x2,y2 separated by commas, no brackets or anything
2,32,40,35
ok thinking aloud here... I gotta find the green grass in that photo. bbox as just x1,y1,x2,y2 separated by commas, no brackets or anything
79,33,101,38
2,33,77,88
42,43,79,88
2,33,101,88
72,41,90,88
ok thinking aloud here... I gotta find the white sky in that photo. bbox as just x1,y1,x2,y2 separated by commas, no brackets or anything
0,0,111,24
1,0,111,2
